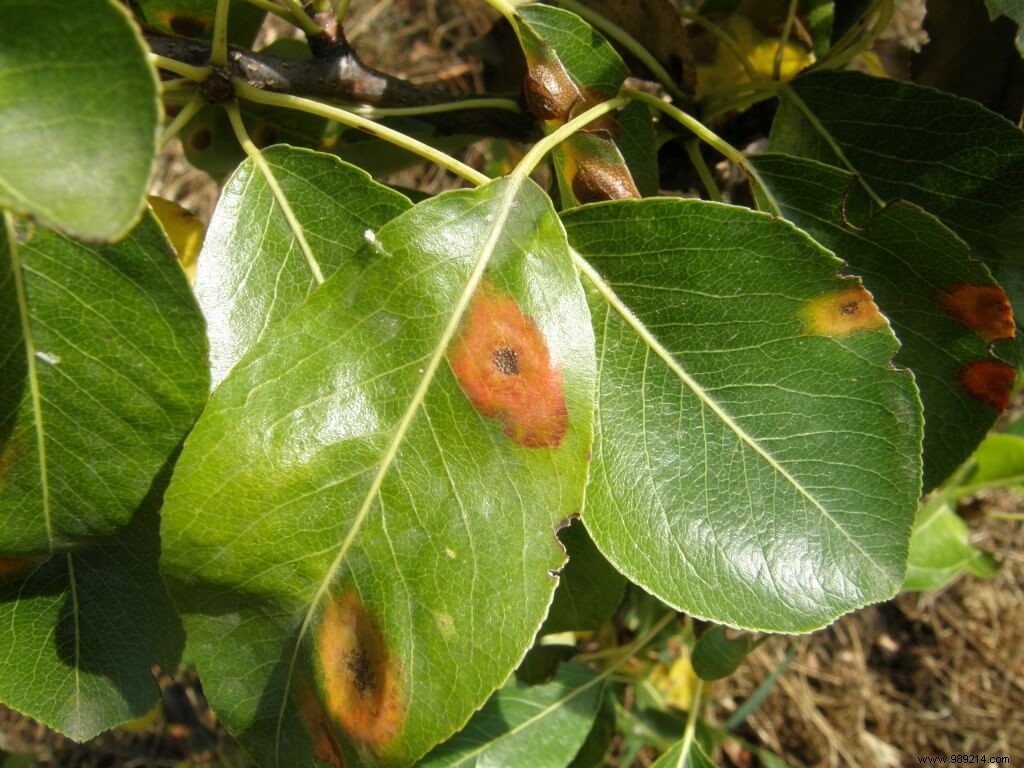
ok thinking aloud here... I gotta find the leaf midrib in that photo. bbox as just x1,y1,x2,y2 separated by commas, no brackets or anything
571,247,889,575
5,211,53,548
272,176,523,764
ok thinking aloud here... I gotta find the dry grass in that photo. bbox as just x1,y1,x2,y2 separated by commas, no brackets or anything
713,500,1024,766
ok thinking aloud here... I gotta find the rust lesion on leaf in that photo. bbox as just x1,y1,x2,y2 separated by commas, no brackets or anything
802,286,887,338
314,592,403,752
296,680,348,768
959,360,1016,412
0,558,31,580
449,281,568,448
937,283,1016,342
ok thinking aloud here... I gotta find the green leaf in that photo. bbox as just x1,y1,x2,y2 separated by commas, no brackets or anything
161,176,596,767
0,0,159,241
651,737,717,768
0,463,185,741
750,152,1014,490
617,101,660,197
514,4,641,206
543,518,626,634
136,0,265,43
563,198,923,633
771,72,1024,358
517,4,629,97
1,214,208,555
690,627,755,681
418,662,604,768
903,500,999,592
984,0,1024,54
569,687,616,768
962,432,1024,494
194,146,411,387
804,0,834,58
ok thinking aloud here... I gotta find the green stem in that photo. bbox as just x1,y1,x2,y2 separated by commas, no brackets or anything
224,103,326,284
148,53,211,82
676,681,705,767
815,0,893,71
480,0,520,24
279,0,325,36
952,475,1024,500
989,511,1024,521
233,80,490,185
160,91,205,147
685,140,723,202
624,88,781,214
212,0,230,67
159,78,197,93
242,0,291,19
512,95,630,182
773,0,800,80
550,0,687,100
680,9,759,82
350,97,520,118
334,0,351,20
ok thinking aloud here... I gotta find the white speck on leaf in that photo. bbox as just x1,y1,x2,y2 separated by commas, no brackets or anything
35,351,60,365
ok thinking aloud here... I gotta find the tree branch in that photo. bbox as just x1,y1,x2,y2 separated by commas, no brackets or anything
144,32,535,140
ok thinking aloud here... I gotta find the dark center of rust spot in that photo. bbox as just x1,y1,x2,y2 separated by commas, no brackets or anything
345,647,375,695
169,15,207,37
839,300,860,316
492,347,520,376
188,127,213,151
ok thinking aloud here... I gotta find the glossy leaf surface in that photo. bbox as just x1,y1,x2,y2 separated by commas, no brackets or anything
1,215,208,555
0,466,185,741
903,501,998,592
564,198,922,632
418,662,604,768
771,72,1024,355
0,0,159,241
162,177,596,767
751,152,1015,490
195,146,410,387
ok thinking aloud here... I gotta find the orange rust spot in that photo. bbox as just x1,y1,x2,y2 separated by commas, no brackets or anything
0,558,30,579
959,360,1016,411
297,680,347,768
803,286,887,337
449,282,568,448
316,593,403,751
937,283,1015,342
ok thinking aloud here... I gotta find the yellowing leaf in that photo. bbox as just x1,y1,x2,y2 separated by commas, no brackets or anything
696,15,814,102
148,196,204,283
648,653,698,711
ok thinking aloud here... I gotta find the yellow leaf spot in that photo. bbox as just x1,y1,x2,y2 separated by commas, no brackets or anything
803,286,888,338
696,15,814,102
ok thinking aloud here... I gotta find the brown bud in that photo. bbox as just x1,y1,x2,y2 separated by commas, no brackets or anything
523,63,580,122
571,160,641,203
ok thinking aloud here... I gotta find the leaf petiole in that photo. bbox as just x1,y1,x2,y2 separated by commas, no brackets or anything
349,97,521,118
624,88,781,214
148,53,211,82
512,96,630,182
211,0,230,67
277,0,325,37
160,92,205,148
233,80,490,185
